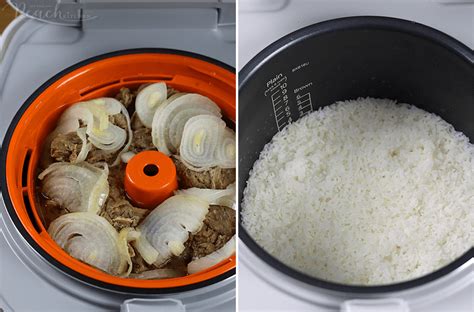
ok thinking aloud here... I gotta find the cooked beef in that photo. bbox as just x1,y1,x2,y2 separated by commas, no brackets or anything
131,252,153,274
162,240,193,274
109,113,128,129
131,237,193,274
50,132,118,165
85,148,116,164
50,111,128,165
173,157,235,189
131,112,145,130
115,87,135,109
189,205,235,259
130,128,155,153
100,200,143,231
99,166,149,231
41,197,68,228
203,205,235,237
41,84,236,277
107,166,125,200
167,87,179,97
133,206,235,273
50,132,83,162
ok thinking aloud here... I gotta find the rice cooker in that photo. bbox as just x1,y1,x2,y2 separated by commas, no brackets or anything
0,1,236,311
238,1,473,311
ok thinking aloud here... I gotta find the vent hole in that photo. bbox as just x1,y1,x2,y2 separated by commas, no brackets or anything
122,75,173,82
79,80,121,97
23,193,42,233
21,150,32,187
144,164,159,177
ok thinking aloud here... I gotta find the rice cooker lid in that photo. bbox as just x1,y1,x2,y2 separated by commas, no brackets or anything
7,0,235,26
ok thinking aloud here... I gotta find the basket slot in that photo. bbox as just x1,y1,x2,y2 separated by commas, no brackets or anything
22,189,43,234
122,75,174,82
79,80,121,97
21,150,32,187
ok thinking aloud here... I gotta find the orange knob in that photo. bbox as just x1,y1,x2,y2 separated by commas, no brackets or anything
124,151,178,209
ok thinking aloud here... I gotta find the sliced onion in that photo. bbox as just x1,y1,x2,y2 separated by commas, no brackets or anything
133,233,159,264
48,212,137,276
54,98,132,166
131,112,145,130
118,227,141,276
179,115,225,168
129,269,184,280
175,183,235,209
149,92,184,135
88,123,126,151
216,127,236,168
39,162,109,214
74,128,92,163
187,235,236,274
55,103,92,134
135,82,168,128
120,151,136,163
133,194,209,266
86,99,129,151
112,102,133,166
152,94,221,155
57,98,122,135
92,98,123,115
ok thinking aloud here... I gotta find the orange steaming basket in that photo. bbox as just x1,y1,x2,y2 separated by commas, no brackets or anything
4,51,236,290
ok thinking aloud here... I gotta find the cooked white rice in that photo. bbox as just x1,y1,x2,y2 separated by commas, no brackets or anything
242,98,474,285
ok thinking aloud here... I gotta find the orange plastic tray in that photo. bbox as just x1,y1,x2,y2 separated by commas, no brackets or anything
4,51,236,290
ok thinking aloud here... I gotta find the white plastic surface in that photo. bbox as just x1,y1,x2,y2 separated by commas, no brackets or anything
7,0,236,26
120,298,186,312
0,13,235,144
341,299,409,312
238,0,474,70
0,221,101,312
239,241,474,312
238,1,474,311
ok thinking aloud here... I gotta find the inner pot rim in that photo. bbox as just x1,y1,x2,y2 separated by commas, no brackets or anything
1,48,236,295
238,16,474,294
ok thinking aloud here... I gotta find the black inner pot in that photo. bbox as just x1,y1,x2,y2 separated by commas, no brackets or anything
239,16,474,293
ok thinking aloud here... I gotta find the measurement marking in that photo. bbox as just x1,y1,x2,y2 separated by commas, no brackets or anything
276,110,285,118
297,92,310,98
296,92,314,115
265,76,288,96
297,99,311,105
277,115,287,123
264,83,281,96
265,75,290,131
271,89,280,97
296,96,310,101
269,83,281,93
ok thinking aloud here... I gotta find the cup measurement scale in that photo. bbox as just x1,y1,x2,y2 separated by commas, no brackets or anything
264,61,314,130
